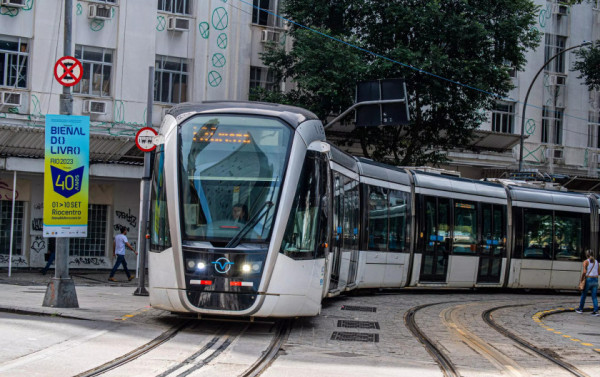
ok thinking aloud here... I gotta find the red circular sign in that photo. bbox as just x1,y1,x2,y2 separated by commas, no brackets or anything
135,127,158,152
54,56,83,87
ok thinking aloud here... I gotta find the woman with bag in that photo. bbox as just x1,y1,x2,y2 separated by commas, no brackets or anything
576,250,598,315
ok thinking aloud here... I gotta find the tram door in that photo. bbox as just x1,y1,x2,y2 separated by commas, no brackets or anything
345,178,359,287
420,196,450,282
477,204,505,283
328,173,343,292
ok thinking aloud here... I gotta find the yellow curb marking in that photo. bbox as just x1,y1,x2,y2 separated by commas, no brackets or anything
563,335,571,338
554,332,562,334
533,307,598,354
581,343,594,346
571,339,581,342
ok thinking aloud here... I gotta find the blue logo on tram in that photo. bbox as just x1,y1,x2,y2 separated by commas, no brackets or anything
212,257,234,273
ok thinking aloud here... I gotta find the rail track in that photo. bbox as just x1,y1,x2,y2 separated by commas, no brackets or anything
483,304,590,377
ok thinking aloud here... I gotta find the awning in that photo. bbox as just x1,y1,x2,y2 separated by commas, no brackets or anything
469,130,525,152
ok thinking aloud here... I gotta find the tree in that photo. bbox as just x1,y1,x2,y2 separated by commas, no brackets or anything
256,0,540,165
573,44,600,91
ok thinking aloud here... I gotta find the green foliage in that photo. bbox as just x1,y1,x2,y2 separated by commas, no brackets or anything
260,0,540,165
573,44,600,92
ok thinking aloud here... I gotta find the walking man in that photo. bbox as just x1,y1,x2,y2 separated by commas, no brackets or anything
109,227,137,282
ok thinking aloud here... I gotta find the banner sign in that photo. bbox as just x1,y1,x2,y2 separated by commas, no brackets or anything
43,114,90,237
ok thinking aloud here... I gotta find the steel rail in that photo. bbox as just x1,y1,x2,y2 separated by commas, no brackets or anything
240,319,293,377
483,304,590,377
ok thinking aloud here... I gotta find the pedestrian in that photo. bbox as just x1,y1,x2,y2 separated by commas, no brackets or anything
576,250,598,315
40,238,56,275
108,227,138,282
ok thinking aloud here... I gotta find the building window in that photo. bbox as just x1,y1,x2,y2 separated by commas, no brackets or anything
73,45,113,97
0,201,24,255
69,204,108,257
0,36,29,89
544,34,567,73
491,102,515,133
157,0,191,15
250,66,277,92
154,56,188,104
542,106,564,144
589,111,600,148
252,0,280,26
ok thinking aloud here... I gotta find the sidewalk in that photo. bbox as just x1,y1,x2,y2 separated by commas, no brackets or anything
0,269,152,322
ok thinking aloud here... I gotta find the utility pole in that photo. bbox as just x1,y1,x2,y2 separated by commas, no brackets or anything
518,41,592,172
43,0,78,308
134,66,154,297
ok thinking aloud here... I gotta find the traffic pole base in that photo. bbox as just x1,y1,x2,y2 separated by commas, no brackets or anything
133,286,149,296
43,278,79,308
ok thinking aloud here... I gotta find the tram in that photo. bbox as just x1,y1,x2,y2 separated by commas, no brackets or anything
148,101,596,318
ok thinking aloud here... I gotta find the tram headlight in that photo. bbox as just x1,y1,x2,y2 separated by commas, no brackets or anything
242,264,251,273
197,262,206,270
186,260,196,270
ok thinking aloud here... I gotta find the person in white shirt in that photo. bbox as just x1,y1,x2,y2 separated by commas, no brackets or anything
108,227,138,282
576,250,598,315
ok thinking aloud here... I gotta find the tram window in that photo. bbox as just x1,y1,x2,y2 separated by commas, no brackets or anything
554,213,583,260
150,146,172,251
367,185,388,251
453,201,477,254
281,151,328,260
344,179,359,250
389,190,409,252
438,198,450,252
523,209,553,259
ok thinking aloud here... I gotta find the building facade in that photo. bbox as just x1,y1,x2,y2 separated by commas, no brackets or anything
0,0,283,269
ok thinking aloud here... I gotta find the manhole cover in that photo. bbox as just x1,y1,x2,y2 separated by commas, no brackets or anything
337,320,380,329
341,305,377,312
331,331,379,342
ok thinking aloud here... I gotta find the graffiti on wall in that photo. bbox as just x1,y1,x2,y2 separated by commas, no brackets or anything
69,257,107,266
33,202,43,210
115,209,137,228
30,236,46,253
0,181,19,200
31,218,43,231
0,255,28,266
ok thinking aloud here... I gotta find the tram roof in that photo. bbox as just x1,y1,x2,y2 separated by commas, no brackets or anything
508,185,590,209
356,158,411,186
166,101,319,128
411,170,507,199
329,144,359,172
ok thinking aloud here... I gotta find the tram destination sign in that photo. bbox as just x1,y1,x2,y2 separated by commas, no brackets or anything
43,114,90,238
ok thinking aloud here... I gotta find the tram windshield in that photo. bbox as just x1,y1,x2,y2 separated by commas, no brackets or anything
178,115,292,243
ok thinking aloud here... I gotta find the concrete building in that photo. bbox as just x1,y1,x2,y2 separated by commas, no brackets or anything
0,0,598,270
0,0,284,269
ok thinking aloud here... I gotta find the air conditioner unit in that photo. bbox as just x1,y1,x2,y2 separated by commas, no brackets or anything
88,4,112,20
548,74,566,86
82,100,107,115
553,4,568,16
167,17,190,32
1,92,21,106
546,148,565,164
0,0,26,8
260,29,280,43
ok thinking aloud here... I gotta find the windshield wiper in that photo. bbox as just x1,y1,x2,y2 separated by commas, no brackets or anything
225,201,274,248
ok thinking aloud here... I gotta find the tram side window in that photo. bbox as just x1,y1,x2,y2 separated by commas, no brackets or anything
367,185,388,251
389,190,409,252
343,178,359,250
150,146,172,251
453,201,477,254
554,213,583,260
281,151,328,260
522,209,553,259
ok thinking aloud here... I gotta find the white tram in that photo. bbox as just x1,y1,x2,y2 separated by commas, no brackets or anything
149,102,596,317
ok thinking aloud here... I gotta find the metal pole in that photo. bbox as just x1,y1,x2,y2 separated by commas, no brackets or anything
44,0,78,307
8,170,16,277
518,41,592,172
134,66,154,296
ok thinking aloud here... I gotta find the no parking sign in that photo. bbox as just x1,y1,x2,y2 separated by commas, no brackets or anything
54,56,83,87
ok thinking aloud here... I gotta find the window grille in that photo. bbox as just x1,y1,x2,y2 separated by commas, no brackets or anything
69,204,108,257
0,36,29,89
0,201,24,255
154,55,188,104
491,102,515,133
73,45,113,97
157,0,191,15
542,106,564,145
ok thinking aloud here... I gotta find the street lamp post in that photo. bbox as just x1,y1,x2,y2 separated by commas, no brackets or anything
518,41,592,172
